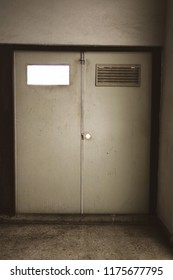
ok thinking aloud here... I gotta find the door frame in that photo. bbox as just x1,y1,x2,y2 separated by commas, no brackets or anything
0,44,161,215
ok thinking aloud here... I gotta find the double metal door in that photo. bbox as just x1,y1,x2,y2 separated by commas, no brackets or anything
14,51,152,214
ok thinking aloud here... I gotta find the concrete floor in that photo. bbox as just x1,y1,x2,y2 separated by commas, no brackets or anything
0,222,172,260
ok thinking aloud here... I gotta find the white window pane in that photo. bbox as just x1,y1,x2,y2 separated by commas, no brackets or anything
27,65,70,85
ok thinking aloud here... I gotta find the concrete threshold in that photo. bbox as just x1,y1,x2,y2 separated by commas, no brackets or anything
0,214,156,225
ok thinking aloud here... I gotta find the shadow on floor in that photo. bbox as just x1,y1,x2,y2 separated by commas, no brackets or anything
0,223,172,259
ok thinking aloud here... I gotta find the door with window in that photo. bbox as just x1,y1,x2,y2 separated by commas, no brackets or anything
14,51,152,214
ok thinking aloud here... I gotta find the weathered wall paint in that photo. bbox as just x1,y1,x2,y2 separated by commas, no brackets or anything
0,0,165,46
158,0,173,234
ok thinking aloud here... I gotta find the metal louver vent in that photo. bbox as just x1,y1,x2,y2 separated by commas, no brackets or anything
96,64,141,87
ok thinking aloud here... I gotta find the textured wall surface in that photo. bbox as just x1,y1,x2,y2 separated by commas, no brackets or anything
158,0,173,234
0,0,165,46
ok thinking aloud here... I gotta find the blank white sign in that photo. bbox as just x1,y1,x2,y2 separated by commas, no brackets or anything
27,65,70,85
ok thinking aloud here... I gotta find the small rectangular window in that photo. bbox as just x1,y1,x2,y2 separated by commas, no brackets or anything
27,65,70,85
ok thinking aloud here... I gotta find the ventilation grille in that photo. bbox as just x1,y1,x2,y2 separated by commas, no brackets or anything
96,64,141,87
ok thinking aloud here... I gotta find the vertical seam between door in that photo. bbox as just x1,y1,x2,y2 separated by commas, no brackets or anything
80,51,85,214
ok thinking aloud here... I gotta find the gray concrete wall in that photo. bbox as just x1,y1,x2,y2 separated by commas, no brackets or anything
0,0,165,46
158,0,173,234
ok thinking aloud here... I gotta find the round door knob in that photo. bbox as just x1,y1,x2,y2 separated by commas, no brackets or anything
85,133,91,140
